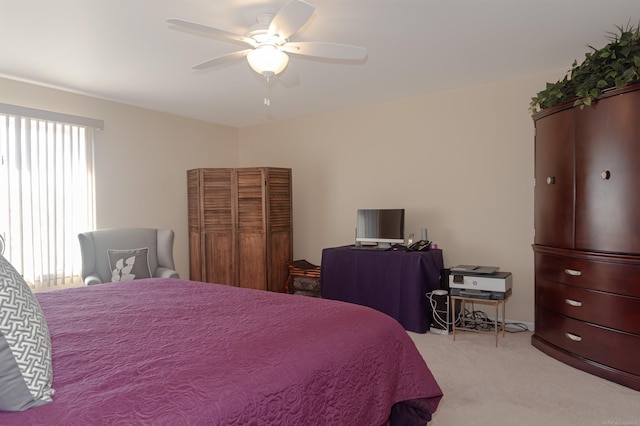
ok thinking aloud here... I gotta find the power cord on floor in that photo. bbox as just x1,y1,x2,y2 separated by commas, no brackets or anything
463,301,529,333
461,308,493,331
426,293,530,333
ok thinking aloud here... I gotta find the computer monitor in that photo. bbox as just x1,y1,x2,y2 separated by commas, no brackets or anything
355,209,405,248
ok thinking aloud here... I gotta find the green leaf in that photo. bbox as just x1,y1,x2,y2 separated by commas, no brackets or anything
530,22,640,115
622,68,635,79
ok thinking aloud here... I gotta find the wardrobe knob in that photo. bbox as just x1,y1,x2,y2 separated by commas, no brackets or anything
546,177,555,184
601,170,611,180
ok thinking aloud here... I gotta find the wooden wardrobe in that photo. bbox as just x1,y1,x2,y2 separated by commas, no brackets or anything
187,167,292,293
532,84,640,391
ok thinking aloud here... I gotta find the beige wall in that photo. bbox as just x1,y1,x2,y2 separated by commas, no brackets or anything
0,77,239,278
2,68,565,324
238,69,564,324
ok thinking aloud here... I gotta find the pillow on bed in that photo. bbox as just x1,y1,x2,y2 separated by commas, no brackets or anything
108,247,152,282
0,254,54,411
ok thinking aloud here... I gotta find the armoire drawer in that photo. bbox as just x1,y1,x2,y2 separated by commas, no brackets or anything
535,306,640,376
536,278,640,334
535,252,640,297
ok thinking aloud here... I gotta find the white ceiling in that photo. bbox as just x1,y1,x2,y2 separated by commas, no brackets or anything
1,0,639,128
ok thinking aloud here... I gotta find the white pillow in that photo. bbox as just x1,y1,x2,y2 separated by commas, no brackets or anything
108,247,152,282
0,254,54,411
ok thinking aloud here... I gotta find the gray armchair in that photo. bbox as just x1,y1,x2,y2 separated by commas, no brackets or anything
78,228,179,285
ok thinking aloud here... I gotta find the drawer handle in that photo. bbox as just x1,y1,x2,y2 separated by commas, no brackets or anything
564,269,582,276
565,299,582,307
601,170,611,180
546,176,555,184
565,332,582,342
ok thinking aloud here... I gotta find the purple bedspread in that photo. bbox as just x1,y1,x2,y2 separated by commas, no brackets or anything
0,278,442,425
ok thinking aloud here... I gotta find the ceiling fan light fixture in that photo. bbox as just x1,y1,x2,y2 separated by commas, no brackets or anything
247,45,289,76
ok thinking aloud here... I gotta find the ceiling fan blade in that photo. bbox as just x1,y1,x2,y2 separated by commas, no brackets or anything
268,0,315,40
281,42,367,60
167,18,256,47
192,49,253,70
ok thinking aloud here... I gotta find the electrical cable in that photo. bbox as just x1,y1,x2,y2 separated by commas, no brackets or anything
426,292,450,330
426,292,530,333
426,291,464,331
462,301,528,332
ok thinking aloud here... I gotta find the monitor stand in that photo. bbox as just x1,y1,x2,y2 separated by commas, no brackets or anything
351,242,392,251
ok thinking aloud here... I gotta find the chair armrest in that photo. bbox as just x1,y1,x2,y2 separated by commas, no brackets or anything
84,274,103,286
154,267,179,279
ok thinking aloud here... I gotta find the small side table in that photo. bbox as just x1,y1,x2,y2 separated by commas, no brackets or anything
451,293,511,347
286,259,321,297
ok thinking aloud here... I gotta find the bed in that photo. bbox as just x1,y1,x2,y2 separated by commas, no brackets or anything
0,278,443,425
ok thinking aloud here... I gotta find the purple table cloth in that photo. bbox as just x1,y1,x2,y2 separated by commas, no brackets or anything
321,246,444,333
0,278,442,425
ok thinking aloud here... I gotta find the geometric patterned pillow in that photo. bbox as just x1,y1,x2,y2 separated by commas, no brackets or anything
0,254,54,411
107,247,152,282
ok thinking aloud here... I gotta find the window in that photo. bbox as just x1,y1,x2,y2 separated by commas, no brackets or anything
0,104,102,292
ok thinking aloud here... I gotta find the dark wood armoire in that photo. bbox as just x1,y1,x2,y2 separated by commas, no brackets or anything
532,84,640,391
187,167,292,293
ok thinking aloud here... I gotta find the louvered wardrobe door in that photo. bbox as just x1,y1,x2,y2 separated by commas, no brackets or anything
236,168,268,290
187,168,235,285
265,168,293,293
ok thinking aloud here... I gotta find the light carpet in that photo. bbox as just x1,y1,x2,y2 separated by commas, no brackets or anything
409,329,640,426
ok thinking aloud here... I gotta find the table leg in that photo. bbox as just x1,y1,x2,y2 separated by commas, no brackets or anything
494,301,498,347
502,299,506,337
452,298,459,341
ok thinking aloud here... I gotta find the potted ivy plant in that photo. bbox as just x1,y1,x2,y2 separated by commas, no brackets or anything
530,23,640,114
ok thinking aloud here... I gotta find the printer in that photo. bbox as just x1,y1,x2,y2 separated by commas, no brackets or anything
447,265,512,300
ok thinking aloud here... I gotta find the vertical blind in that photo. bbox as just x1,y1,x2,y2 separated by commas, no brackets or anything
0,106,99,291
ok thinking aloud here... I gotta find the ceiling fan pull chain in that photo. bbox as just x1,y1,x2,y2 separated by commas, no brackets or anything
264,75,271,107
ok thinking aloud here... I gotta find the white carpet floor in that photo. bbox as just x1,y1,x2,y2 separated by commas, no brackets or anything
409,329,640,426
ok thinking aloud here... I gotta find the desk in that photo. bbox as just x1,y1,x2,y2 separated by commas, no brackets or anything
321,246,444,333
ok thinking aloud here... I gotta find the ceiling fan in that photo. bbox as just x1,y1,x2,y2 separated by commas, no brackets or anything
167,0,367,80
